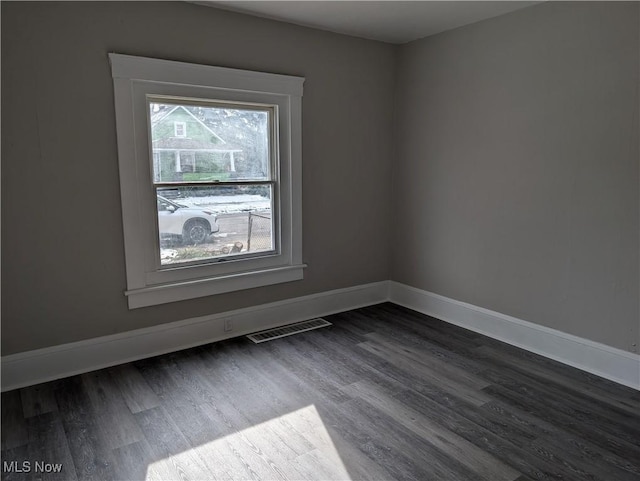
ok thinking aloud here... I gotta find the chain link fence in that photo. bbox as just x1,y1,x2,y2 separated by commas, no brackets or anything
247,212,272,252
160,210,273,264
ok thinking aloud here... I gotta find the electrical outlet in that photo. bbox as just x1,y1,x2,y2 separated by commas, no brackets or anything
224,319,233,332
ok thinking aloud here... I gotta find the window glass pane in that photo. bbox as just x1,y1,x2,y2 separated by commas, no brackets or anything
149,101,271,183
157,185,274,266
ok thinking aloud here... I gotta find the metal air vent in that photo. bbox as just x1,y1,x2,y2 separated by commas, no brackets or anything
247,318,332,343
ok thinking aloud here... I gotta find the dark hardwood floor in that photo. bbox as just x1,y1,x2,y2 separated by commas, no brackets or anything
2,303,639,481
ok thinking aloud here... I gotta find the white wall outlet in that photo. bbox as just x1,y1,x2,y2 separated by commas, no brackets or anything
224,319,233,332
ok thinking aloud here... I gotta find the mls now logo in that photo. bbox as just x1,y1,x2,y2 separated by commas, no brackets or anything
3,461,63,473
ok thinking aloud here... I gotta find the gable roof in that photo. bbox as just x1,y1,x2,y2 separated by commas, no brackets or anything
151,105,226,144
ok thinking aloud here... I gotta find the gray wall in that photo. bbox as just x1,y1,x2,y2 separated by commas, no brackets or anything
1,2,395,354
3,1,638,356
393,2,639,352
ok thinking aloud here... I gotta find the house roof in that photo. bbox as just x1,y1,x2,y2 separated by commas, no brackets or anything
151,105,227,145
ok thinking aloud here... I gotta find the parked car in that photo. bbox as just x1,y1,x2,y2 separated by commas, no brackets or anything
157,195,219,244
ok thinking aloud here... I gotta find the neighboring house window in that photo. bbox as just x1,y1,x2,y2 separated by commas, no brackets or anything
174,121,186,137
110,54,305,308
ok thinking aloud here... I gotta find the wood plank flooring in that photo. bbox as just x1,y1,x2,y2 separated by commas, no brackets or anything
2,303,639,480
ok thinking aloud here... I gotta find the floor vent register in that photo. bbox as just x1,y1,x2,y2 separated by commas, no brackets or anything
247,318,332,343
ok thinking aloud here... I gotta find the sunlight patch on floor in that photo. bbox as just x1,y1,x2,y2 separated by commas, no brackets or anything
145,404,352,480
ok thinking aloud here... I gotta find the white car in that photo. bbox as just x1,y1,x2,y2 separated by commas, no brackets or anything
157,195,219,244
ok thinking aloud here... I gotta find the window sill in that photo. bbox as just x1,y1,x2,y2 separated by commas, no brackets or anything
125,264,306,309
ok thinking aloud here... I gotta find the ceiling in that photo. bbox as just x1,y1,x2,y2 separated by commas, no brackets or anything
198,1,541,44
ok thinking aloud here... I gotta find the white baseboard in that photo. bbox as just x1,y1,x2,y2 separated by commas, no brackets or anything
1,281,389,391
4,280,638,392
389,281,640,391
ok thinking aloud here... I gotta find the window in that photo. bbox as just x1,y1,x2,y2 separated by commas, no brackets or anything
151,100,275,265
173,121,186,137
110,54,305,308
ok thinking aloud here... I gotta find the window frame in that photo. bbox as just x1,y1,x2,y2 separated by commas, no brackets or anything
110,54,305,309
173,121,186,138
149,97,279,269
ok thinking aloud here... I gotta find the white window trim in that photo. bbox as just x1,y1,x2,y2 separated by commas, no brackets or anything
109,54,305,309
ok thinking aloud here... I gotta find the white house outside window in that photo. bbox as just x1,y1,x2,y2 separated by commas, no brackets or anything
110,54,305,308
